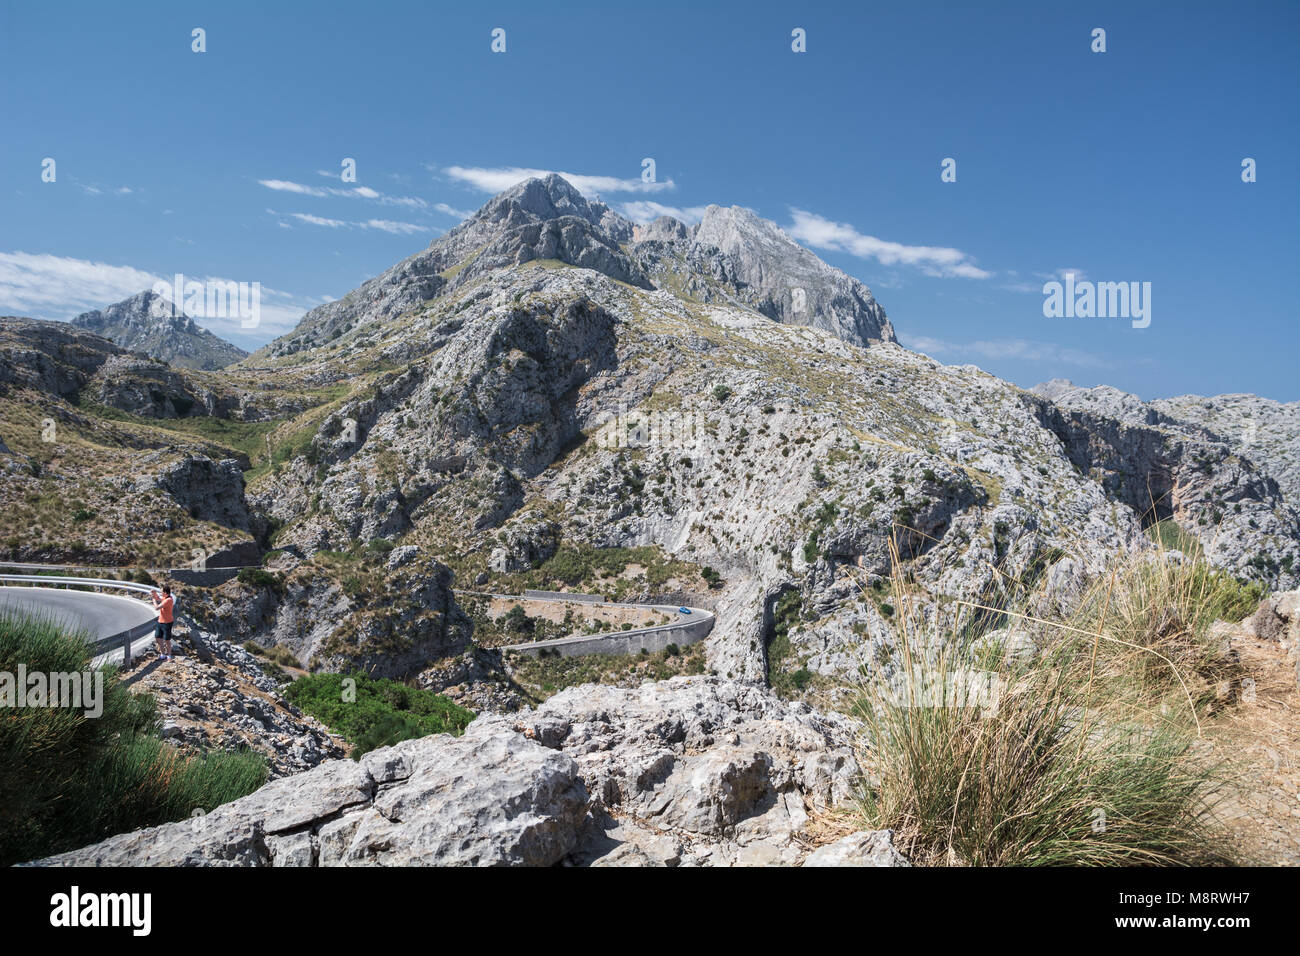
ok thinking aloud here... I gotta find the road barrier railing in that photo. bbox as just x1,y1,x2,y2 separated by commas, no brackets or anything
0,574,169,667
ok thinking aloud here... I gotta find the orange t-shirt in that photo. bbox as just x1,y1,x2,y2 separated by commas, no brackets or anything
156,595,174,624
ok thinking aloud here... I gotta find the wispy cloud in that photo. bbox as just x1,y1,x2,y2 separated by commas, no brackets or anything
287,212,348,228
619,200,710,225
363,219,427,236
78,182,135,197
1036,268,1088,282
440,165,675,196
275,210,429,235
900,333,1106,368
434,202,472,219
258,178,428,209
0,251,312,340
786,209,992,279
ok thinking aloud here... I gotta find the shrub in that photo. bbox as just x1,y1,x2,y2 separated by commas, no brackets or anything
851,545,1238,866
128,567,156,586
853,645,1229,866
0,609,266,865
237,567,281,592
501,604,534,635
712,384,733,402
284,672,475,759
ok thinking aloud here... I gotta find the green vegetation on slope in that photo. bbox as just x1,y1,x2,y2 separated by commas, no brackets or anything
506,642,707,701
0,609,267,866
284,672,475,759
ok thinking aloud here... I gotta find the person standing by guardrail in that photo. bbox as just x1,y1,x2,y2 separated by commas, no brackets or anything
151,585,175,661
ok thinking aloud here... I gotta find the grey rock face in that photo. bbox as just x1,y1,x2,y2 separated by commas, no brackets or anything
264,175,645,356
34,677,879,867
262,175,894,358
136,456,256,533
687,204,895,346
1031,380,1300,590
802,829,911,867
0,315,126,397
72,290,247,371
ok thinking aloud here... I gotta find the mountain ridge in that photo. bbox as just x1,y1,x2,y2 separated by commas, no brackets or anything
256,174,894,359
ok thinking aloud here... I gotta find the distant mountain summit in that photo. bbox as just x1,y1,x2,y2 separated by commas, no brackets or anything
72,290,248,371
636,203,894,346
262,174,894,357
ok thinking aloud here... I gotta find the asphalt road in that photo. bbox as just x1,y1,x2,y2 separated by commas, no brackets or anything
0,586,157,641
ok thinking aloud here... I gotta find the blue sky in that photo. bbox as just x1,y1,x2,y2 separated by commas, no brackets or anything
2,0,1297,401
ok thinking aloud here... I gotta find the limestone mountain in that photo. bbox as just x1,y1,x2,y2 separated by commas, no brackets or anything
632,204,894,346
73,289,248,371
258,173,893,358
2,174,1297,702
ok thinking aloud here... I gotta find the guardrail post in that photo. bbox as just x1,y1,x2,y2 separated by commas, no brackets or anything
122,631,132,668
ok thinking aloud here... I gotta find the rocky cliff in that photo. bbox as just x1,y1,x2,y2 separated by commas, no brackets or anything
260,174,894,358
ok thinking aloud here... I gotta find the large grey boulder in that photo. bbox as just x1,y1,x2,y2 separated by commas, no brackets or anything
35,719,588,867
32,677,874,867
136,456,255,532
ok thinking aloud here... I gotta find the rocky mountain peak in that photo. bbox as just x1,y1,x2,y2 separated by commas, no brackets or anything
72,290,248,371
456,173,634,245
632,201,896,347
266,176,901,358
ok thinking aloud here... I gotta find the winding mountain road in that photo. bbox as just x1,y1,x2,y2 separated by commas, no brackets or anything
0,586,155,639
0,582,161,666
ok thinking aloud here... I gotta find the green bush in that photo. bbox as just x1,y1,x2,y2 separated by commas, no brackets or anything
0,609,266,866
237,566,282,592
501,604,534,635
284,672,475,759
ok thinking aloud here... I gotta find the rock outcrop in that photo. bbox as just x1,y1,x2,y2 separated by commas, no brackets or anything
261,175,894,358
132,635,346,778
33,676,886,867
1032,380,1300,590
135,456,258,533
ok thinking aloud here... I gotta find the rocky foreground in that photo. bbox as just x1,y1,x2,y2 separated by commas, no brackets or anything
128,635,346,778
34,676,907,867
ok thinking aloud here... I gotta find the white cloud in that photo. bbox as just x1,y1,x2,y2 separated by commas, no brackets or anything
0,251,161,314
260,179,329,197
619,201,710,225
434,202,472,219
441,165,675,196
276,210,427,235
1035,268,1088,282
899,332,1105,368
258,178,428,209
0,251,312,341
363,219,426,236
786,209,992,280
288,212,348,228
